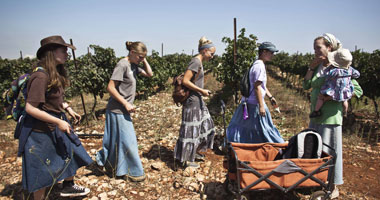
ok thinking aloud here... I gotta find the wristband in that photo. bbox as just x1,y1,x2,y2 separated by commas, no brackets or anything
269,96,274,100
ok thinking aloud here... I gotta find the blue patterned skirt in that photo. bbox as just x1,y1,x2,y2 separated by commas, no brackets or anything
174,97,215,162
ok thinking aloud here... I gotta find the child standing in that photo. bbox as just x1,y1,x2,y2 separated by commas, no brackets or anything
96,41,153,181
310,48,360,118
173,36,216,169
22,35,93,199
226,42,284,144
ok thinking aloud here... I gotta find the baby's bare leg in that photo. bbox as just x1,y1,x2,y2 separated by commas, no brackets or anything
343,101,348,116
315,94,331,111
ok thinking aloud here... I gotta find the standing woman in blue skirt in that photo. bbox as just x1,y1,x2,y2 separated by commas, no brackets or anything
174,36,216,168
227,42,284,143
22,35,93,199
96,41,153,182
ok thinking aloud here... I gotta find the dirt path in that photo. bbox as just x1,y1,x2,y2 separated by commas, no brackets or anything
0,73,379,200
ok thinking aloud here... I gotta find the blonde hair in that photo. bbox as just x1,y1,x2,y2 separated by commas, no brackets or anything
38,48,69,89
198,36,213,52
314,36,332,49
125,41,147,54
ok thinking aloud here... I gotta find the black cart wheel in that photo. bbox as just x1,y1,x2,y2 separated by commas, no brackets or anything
223,178,237,195
310,190,328,200
239,194,248,200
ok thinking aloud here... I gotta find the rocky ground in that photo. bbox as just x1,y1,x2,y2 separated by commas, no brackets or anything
0,74,379,200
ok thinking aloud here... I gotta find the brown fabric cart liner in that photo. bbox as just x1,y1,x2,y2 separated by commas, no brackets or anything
224,142,331,190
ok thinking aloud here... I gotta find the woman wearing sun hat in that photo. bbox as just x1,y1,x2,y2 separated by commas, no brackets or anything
303,33,363,199
226,41,284,144
20,35,93,199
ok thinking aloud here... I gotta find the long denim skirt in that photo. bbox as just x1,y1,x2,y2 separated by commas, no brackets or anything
22,131,93,192
96,110,144,177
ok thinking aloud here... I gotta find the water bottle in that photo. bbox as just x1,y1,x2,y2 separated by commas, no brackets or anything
273,104,281,113
271,98,281,113
243,102,249,120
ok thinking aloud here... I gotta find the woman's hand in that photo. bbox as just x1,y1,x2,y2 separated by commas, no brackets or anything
57,119,72,134
141,58,153,77
270,97,277,106
67,107,81,124
309,55,326,70
124,102,136,113
259,105,266,116
200,89,211,97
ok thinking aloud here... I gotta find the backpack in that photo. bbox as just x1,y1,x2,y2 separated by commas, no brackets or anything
3,67,45,122
172,66,201,106
240,66,252,98
281,129,323,159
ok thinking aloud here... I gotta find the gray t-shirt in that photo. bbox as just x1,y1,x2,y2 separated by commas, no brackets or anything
185,57,204,104
107,58,142,114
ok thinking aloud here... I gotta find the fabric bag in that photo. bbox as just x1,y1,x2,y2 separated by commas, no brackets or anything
3,67,45,122
172,66,201,105
2,67,46,139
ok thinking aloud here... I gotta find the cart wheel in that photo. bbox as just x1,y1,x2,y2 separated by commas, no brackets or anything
310,190,327,200
223,178,236,195
238,194,249,200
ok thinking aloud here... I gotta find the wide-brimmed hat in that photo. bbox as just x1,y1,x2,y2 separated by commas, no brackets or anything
36,35,76,59
259,42,279,52
328,48,352,69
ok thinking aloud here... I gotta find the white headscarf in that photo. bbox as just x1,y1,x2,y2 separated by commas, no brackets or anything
322,33,342,51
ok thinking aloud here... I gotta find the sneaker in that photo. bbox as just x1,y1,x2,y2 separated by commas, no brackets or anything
330,187,339,199
309,110,322,118
186,161,200,169
195,153,205,161
60,183,90,197
126,174,146,182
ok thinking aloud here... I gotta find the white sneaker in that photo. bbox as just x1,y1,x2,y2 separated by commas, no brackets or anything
330,187,339,199
186,161,200,169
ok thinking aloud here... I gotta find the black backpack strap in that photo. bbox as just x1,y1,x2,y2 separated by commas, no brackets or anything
247,66,254,97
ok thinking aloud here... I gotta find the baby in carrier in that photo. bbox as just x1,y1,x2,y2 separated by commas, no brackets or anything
310,48,360,118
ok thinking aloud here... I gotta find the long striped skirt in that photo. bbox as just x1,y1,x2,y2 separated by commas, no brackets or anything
174,98,215,162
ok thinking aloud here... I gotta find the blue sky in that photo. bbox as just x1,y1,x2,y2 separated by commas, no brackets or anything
1,0,379,59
